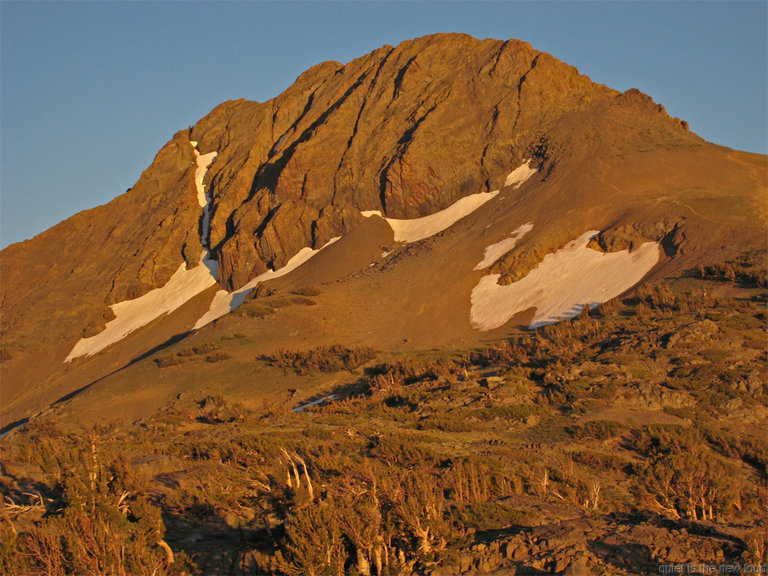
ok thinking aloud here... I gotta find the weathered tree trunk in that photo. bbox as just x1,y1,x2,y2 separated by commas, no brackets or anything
296,454,314,500
373,544,383,575
415,520,431,554
356,548,371,576
157,539,174,566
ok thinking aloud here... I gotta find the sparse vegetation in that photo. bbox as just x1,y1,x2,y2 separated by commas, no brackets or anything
696,250,768,288
155,354,187,368
2,263,765,574
205,351,231,363
238,294,317,319
292,285,321,296
155,342,224,368
262,344,376,374
192,343,219,355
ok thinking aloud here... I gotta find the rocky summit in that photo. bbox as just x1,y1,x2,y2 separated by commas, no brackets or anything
1,34,766,576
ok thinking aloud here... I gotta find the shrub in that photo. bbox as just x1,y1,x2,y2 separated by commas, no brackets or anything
362,359,456,394
292,285,321,296
206,351,232,363
636,282,677,310
456,501,535,531
155,354,186,368
238,302,274,318
1,430,173,576
568,420,626,440
697,252,768,288
193,342,219,355
703,428,768,477
471,404,538,423
195,395,246,423
289,296,316,306
275,502,345,576
239,294,315,319
417,413,476,432
636,446,732,522
262,344,376,374
472,339,529,367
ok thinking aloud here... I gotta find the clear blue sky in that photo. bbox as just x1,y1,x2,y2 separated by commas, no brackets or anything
1,1,766,248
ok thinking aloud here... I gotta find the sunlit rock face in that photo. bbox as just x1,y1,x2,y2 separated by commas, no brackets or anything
2,32,764,430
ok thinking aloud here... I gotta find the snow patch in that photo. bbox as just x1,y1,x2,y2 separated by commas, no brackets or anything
0,423,24,439
362,191,498,243
504,160,537,189
293,394,338,412
270,133,287,156
361,161,533,243
66,253,218,360
192,144,217,254
470,230,660,331
474,222,534,270
193,237,341,329
194,149,217,207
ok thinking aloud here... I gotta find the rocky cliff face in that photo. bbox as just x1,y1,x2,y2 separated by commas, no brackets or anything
190,35,622,289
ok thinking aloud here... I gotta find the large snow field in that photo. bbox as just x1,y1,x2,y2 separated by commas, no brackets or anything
470,230,660,331
66,252,219,360
474,222,534,270
64,160,537,360
193,237,341,329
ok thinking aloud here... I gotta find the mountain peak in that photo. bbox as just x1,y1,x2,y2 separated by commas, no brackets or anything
1,34,764,429
189,32,617,289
